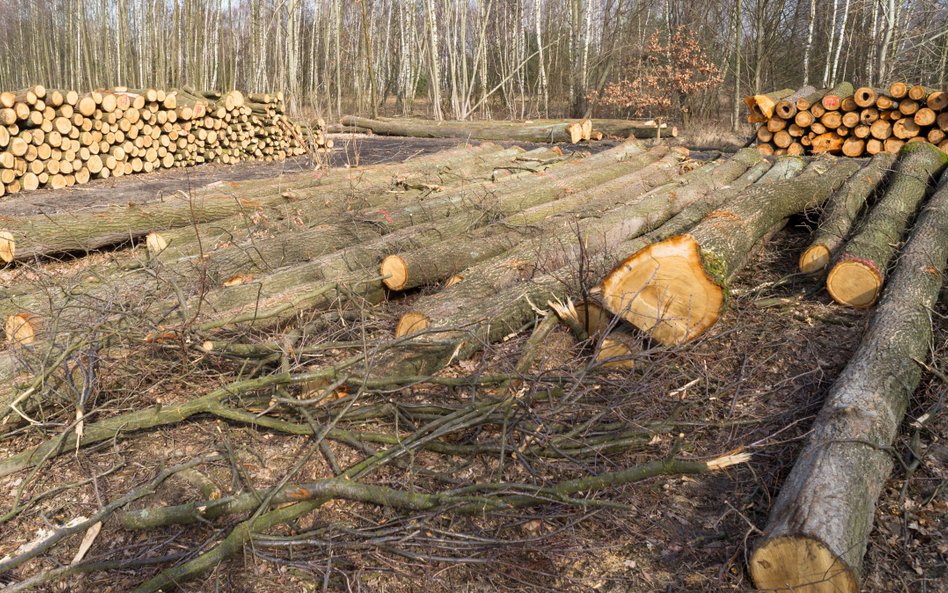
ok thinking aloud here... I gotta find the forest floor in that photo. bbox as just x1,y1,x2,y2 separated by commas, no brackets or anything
0,139,944,593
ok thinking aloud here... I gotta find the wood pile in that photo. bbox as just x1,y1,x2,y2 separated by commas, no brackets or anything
0,139,945,592
747,82,948,156
0,85,309,196
338,116,676,144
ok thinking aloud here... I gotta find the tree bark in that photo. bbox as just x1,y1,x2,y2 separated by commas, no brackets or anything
827,143,948,307
799,152,896,273
341,116,590,143
750,170,948,593
381,148,685,292
599,156,862,345
394,149,767,335
366,159,802,379
0,143,506,263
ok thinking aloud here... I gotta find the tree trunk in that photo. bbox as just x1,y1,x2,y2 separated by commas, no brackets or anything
176,141,653,329
750,171,948,593
0,143,507,263
799,152,896,273
827,143,948,307
599,156,862,345
366,158,802,379
341,116,596,143
381,148,685,292
394,149,768,335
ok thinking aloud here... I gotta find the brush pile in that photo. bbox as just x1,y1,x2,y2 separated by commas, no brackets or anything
0,85,309,196
747,81,948,156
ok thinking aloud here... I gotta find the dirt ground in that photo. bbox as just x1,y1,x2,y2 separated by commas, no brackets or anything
0,141,944,593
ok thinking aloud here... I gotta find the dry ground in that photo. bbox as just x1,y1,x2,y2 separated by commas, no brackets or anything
0,138,944,593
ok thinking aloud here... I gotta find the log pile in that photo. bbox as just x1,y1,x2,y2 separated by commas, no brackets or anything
0,85,309,196
0,135,945,592
747,82,948,156
338,116,676,143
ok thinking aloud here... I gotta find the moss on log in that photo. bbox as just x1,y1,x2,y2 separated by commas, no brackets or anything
798,153,896,273
599,156,862,344
750,170,948,593
827,143,948,307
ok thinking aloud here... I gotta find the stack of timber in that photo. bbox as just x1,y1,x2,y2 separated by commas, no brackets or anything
0,85,308,196
747,82,948,156
339,116,676,144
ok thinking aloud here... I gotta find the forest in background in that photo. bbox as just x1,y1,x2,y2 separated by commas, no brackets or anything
0,0,946,125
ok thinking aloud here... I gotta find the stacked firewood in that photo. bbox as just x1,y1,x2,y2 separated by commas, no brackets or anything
0,85,309,196
747,82,948,157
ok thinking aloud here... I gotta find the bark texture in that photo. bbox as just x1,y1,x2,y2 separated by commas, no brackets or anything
798,152,896,273
827,143,948,307
394,149,766,334
750,170,948,593
600,156,861,344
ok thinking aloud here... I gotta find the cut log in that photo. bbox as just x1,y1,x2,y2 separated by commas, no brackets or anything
853,87,880,108
821,82,854,111
380,149,688,292
394,151,780,337
743,89,795,120
888,81,908,99
810,132,844,154
339,116,622,143
913,107,936,127
798,153,896,273
927,91,948,111
840,137,864,157
583,119,678,139
366,158,803,379
600,157,861,344
827,143,948,307
750,170,948,593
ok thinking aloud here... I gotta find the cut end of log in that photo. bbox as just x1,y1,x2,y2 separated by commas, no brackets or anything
145,232,168,255
750,535,857,593
5,313,38,346
827,259,883,308
395,312,430,338
599,235,724,345
798,244,831,274
595,335,636,370
380,255,408,291
0,230,14,262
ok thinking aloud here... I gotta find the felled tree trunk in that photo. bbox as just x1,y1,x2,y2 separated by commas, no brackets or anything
599,156,862,344
392,149,767,336
750,171,948,593
0,143,507,263
827,143,948,307
380,148,687,292
340,115,588,144
798,153,896,273
367,157,805,378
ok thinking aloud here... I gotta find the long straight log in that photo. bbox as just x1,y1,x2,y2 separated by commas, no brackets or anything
0,143,506,263
826,143,948,307
340,116,589,143
380,148,688,293
599,156,862,344
393,149,767,335
161,141,653,329
798,153,896,273
750,171,948,593
364,159,803,379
